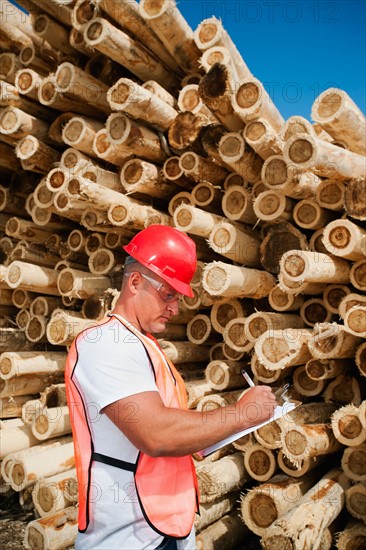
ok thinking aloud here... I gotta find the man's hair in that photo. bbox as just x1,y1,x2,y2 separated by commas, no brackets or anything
122,256,150,289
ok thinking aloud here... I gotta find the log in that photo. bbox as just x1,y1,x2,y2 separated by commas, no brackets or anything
6,217,67,246
24,506,78,550
261,469,350,550
11,273,53,303
322,219,366,261
106,112,167,165
187,314,220,345
194,17,251,81
0,186,27,217
198,64,244,131
202,261,276,299
62,116,104,158
107,78,177,132
355,343,366,378
208,222,261,267
57,268,111,299
197,452,250,503
269,285,304,312
194,492,238,533
221,185,257,225
345,483,366,523
219,132,263,183
293,199,336,230
48,113,79,145
254,417,283,449
210,299,248,335
32,13,76,55
46,310,94,346
15,136,61,174
178,84,217,122
205,360,244,391
5,261,60,296
244,311,304,342
309,322,362,360
336,520,366,550
292,365,326,397
97,0,181,75
344,177,366,221
0,351,66,380
25,315,49,343
305,358,351,381
0,142,21,173
277,451,327,479
281,115,317,141
121,159,178,200
253,190,294,224
244,444,277,482
185,378,212,409
278,272,327,296
0,21,33,52
55,62,110,115
69,26,95,57
283,133,366,180
0,370,64,399
28,0,73,26
251,353,291,384
323,284,351,314
32,405,71,441
174,204,228,239
223,318,254,354
281,418,343,467
350,259,366,292
338,293,366,320
163,156,195,189
315,179,346,211
341,444,366,481
0,52,22,84
33,180,56,209
88,248,124,276
343,305,366,338
196,511,250,550
255,328,312,371
311,88,366,156
200,125,232,170
0,106,49,142
139,0,201,74
0,422,39,459
280,249,350,284
159,340,210,365
240,472,321,536
32,468,76,517
261,155,321,199
0,395,34,419
179,152,228,186
244,118,283,160
16,309,31,330
332,404,366,447
39,76,103,117
142,80,177,109
0,80,53,121
300,298,332,327
82,292,115,321
19,44,57,76
324,374,362,407
168,111,209,155
84,17,178,90
232,77,284,132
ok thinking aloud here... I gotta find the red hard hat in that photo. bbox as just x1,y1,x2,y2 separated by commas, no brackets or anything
123,225,197,297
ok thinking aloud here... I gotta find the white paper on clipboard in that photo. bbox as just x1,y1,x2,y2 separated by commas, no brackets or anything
200,400,300,458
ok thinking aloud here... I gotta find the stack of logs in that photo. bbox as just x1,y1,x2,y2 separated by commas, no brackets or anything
0,0,365,548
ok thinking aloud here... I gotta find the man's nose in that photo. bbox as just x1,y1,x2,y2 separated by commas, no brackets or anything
167,299,179,316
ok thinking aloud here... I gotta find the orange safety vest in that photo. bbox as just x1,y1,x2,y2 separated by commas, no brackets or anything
65,314,199,540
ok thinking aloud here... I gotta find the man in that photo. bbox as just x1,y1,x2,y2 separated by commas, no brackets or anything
65,225,276,550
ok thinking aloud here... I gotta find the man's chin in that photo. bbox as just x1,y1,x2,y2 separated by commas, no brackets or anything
151,320,168,335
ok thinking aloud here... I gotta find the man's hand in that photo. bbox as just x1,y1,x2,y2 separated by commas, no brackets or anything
237,386,277,427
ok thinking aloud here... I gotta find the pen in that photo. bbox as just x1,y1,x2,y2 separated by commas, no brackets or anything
241,369,255,387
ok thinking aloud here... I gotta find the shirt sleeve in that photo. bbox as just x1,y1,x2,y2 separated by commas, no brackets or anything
73,320,159,411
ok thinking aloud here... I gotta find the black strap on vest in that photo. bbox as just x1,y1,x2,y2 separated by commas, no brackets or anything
92,452,136,473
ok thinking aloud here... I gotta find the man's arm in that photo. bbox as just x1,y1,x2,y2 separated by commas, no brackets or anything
103,386,276,457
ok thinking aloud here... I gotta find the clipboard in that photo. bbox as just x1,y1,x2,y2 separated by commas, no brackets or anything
198,399,301,458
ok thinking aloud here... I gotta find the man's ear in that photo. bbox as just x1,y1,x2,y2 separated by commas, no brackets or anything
128,272,142,295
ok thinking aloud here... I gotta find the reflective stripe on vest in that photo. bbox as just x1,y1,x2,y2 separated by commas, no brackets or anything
65,314,199,539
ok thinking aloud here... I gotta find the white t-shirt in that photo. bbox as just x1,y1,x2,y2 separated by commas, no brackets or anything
72,315,195,550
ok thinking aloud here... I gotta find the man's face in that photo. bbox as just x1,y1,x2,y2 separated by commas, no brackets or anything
133,272,180,334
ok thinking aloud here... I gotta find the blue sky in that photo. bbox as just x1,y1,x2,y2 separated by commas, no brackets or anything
179,0,366,120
